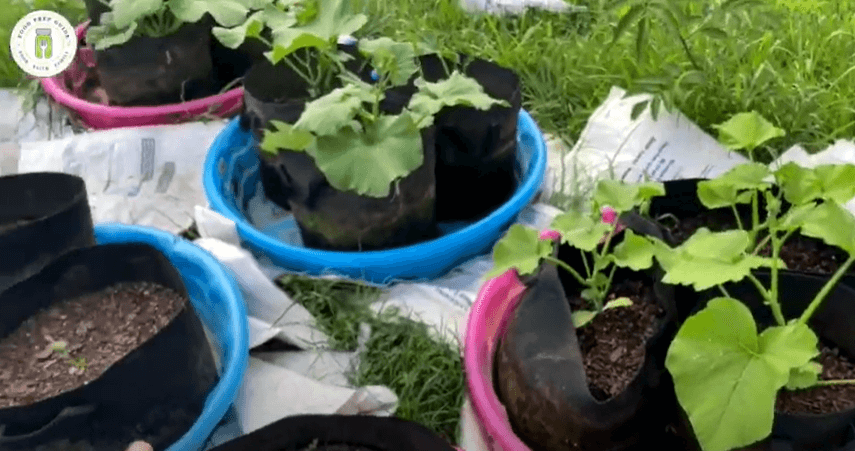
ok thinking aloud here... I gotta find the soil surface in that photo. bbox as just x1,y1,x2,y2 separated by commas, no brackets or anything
776,344,855,414
662,209,849,275
571,279,665,400
0,281,186,408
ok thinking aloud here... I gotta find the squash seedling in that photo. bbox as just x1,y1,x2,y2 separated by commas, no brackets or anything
649,113,855,451
486,179,664,327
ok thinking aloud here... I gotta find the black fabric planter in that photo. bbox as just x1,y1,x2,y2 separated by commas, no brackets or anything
208,414,456,451
417,54,521,223
494,213,683,451
0,172,95,295
0,243,219,451
209,36,266,91
83,0,110,26
241,54,440,251
682,271,855,450
94,22,216,106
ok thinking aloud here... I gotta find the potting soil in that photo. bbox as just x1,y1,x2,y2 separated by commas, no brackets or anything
571,279,664,400
777,345,855,415
0,281,186,408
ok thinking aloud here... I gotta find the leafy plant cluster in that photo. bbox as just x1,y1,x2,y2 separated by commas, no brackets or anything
218,0,509,198
489,111,855,451
86,0,266,49
487,178,665,327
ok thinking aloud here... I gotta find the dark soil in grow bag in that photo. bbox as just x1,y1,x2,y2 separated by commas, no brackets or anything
207,414,456,451
241,53,440,251
0,243,218,451
0,172,95,295
494,213,688,451
94,22,217,106
417,54,521,223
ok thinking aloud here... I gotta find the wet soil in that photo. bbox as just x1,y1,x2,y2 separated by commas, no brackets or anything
572,279,665,400
0,281,186,408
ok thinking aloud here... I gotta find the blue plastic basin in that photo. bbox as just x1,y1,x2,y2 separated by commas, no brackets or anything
202,110,547,284
94,223,249,451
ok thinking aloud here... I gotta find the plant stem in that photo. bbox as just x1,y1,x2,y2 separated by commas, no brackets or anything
769,230,783,325
544,256,588,286
751,192,760,238
580,249,592,278
599,264,618,311
815,379,855,387
745,272,785,324
731,204,744,230
798,254,855,325
717,284,731,298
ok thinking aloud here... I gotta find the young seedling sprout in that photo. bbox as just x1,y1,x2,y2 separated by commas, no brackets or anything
47,339,88,373
486,179,664,327
649,112,855,451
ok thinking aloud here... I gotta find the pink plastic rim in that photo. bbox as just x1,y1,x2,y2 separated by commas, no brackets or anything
463,229,558,451
39,22,244,130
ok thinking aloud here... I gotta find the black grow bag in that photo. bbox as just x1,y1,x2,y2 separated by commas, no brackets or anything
94,22,216,106
0,172,95,295
681,271,855,450
418,54,521,223
241,52,440,251
0,243,219,451
83,0,110,26
494,213,684,451
648,178,855,321
208,414,456,451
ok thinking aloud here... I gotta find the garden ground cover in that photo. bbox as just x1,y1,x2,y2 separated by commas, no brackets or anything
3,0,855,444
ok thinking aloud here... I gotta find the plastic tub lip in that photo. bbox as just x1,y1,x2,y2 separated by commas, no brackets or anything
39,22,244,129
93,223,249,451
463,230,557,451
202,109,547,283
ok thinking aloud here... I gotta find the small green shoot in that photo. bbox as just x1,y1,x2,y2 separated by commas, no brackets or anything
46,340,88,373
486,179,664,328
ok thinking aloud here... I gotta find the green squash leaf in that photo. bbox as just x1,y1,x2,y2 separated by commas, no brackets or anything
785,361,822,391
652,229,782,290
799,201,855,254
259,120,315,154
713,111,785,152
295,84,374,137
407,72,508,129
697,162,771,209
110,0,161,29
267,30,330,63
358,37,419,86
212,10,266,48
603,297,633,310
169,0,249,26
88,22,138,49
486,224,553,279
309,113,423,198
269,0,366,58
666,298,819,451
611,229,655,271
774,162,823,205
778,203,819,230
814,164,855,204
571,310,597,328
550,212,612,252
592,179,665,213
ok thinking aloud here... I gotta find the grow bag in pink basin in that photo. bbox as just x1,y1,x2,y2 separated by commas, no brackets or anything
463,230,560,451
39,23,243,130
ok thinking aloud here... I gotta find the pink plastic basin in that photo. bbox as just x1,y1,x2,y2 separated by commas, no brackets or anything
463,229,560,451
39,22,243,130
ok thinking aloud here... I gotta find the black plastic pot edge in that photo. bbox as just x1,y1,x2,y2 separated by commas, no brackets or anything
0,243,219,451
494,212,683,451
207,414,456,451
0,172,95,295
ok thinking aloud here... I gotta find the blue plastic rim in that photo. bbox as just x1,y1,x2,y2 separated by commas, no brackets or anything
93,223,249,451
203,110,548,284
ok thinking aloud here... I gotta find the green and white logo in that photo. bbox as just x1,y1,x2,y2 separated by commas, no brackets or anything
9,10,77,78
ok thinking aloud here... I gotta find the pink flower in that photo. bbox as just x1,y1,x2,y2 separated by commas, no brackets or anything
599,206,625,243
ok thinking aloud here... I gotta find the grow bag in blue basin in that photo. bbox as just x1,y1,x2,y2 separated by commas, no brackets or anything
203,110,547,284
93,223,249,451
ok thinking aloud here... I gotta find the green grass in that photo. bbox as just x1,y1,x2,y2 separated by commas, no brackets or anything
356,0,855,169
276,275,466,443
